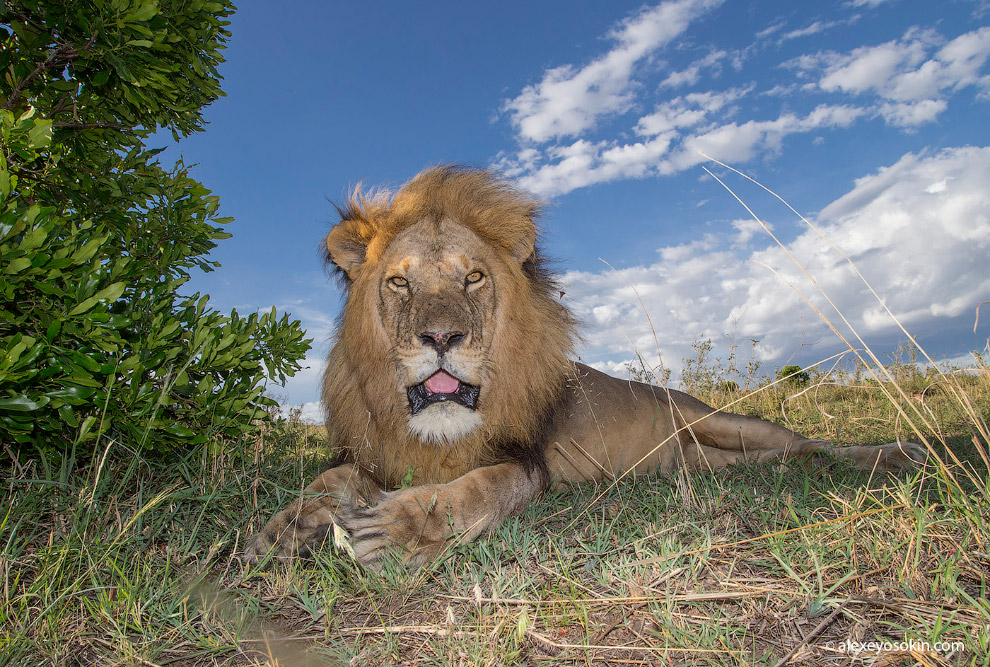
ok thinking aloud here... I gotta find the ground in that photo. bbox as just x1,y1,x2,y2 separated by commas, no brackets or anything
2,362,988,666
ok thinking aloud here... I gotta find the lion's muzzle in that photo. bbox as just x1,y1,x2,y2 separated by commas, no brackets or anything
407,369,480,414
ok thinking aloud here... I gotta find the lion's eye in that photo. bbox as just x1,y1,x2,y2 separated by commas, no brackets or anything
387,276,409,290
465,271,484,286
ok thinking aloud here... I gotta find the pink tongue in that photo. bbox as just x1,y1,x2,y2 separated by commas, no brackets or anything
425,370,460,394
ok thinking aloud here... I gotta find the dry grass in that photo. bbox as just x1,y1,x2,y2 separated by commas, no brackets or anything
1,367,987,665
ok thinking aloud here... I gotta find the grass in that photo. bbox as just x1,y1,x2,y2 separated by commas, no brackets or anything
1,364,988,666
3,165,989,665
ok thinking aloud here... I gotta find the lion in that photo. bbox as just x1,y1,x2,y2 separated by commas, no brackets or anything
244,166,927,569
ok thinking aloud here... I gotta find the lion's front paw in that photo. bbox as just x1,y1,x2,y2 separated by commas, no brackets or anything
335,487,451,571
242,532,274,564
242,502,338,564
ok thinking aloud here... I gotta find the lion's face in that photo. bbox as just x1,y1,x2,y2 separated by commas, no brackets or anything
375,219,500,444
322,167,575,481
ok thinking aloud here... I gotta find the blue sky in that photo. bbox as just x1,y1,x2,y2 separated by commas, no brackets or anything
167,0,990,418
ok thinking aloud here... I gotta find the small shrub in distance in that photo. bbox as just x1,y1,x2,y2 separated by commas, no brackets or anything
776,364,811,388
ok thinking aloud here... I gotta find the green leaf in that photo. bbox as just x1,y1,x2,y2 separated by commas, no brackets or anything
64,374,103,388
103,315,133,329
58,404,79,427
46,321,62,341
105,53,134,82
128,0,158,21
77,415,98,442
5,257,31,274
19,225,48,251
0,169,11,199
2,337,29,365
46,386,97,401
164,424,196,439
67,282,127,317
27,119,53,148
0,395,50,411
70,237,108,264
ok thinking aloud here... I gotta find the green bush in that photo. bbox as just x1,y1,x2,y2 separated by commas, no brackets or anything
775,364,811,387
1,2,311,457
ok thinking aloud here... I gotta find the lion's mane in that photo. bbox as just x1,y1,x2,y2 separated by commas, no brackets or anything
321,167,577,487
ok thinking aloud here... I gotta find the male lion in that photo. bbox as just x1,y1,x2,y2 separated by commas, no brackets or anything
245,166,926,569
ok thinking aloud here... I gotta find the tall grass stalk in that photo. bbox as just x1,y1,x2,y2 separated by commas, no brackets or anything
700,158,988,520
702,154,990,478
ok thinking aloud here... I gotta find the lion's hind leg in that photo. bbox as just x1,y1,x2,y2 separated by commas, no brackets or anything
685,435,927,473
745,439,928,473
680,408,927,473
681,437,833,471
829,441,929,472
243,463,380,563
676,409,831,470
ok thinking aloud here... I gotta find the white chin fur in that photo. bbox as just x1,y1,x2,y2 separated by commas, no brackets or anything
408,403,482,445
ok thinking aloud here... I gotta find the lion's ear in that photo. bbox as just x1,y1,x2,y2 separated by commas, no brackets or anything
508,214,538,266
325,219,369,278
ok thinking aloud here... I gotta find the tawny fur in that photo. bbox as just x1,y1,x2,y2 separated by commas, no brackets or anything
244,166,927,569
321,167,575,487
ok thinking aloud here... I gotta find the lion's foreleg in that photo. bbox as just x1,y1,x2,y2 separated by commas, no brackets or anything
243,463,379,563
335,462,544,570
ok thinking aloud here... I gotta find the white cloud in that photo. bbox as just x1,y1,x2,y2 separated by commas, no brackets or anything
636,86,752,136
635,106,708,136
514,103,867,196
878,98,947,127
500,1,990,200
500,2,990,202
847,0,897,6
818,35,933,95
501,0,723,143
560,146,990,381
808,26,990,125
731,218,772,246
270,298,337,412
516,134,675,196
587,359,642,377
756,21,785,40
676,103,866,165
780,20,839,43
501,8,990,197
661,49,728,88
761,83,801,97
936,27,990,91
279,351,326,414
298,401,323,424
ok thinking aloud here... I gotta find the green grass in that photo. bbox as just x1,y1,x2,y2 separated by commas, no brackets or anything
2,366,988,666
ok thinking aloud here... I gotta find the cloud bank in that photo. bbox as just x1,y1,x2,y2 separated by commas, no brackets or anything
498,0,990,197
502,0,724,144
561,146,990,378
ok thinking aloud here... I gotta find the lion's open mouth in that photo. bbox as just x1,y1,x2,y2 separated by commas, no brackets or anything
407,370,480,414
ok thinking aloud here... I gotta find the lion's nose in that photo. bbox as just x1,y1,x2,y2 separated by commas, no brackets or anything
419,330,465,355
